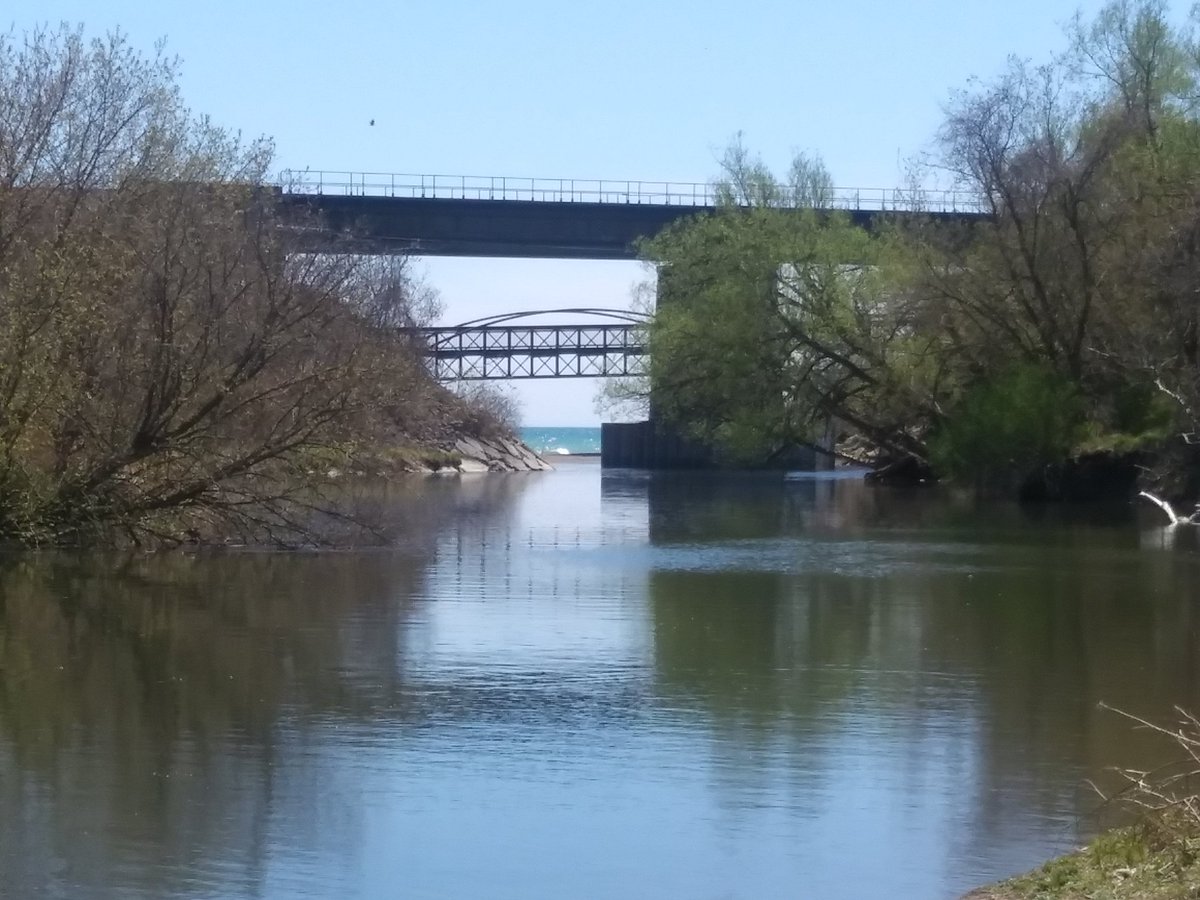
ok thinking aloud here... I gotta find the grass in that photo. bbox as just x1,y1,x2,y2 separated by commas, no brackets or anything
968,825,1200,899
967,707,1200,900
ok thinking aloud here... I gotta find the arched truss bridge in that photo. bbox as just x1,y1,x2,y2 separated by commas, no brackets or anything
416,308,650,380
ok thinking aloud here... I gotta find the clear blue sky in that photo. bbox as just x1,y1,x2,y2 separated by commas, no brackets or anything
6,0,1170,425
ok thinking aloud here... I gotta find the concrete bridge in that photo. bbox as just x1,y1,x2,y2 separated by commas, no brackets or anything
278,170,983,260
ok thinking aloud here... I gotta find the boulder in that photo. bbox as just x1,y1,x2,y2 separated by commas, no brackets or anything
451,435,553,473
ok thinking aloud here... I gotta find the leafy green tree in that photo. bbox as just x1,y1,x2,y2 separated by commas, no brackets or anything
928,364,1085,490
642,148,943,465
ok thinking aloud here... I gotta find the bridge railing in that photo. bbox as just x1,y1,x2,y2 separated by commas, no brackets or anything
279,170,985,213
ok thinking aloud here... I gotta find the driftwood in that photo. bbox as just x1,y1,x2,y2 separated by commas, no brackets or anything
1138,491,1200,526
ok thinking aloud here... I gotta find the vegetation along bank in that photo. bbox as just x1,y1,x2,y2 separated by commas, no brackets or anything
0,26,539,547
614,0,1200,515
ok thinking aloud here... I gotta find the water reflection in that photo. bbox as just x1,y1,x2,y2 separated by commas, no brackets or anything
1,465,1199,899
0,474,533,900
0,553,413,898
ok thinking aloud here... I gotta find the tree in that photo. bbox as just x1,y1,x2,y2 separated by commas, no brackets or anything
594,278,654,424
641,2,1200,486
641,143,944,465
916,0,1200,489
712,132,835,208
0,26,460,544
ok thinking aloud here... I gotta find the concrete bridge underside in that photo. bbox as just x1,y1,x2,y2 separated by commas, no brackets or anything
276,193,958,260
280,193,714,259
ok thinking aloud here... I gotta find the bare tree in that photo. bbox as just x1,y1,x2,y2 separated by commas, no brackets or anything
712,132,834,208
0,26,460,544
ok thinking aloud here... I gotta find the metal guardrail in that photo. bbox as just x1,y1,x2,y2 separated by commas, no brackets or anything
279,170,985,214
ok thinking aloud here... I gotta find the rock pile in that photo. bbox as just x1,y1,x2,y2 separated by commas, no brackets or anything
451,436,553,473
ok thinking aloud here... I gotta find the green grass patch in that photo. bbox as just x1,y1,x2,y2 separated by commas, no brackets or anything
987,824,1200,899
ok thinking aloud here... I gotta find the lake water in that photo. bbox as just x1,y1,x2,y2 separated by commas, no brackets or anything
519,426,602,456
2,461,1199,899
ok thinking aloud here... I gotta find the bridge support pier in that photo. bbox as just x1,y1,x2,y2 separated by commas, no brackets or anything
600,420,713,469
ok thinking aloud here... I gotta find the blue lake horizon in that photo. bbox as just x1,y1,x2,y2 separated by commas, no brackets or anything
519,425,602,456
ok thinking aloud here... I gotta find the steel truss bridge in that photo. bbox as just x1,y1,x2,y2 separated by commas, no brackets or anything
417,309,648,380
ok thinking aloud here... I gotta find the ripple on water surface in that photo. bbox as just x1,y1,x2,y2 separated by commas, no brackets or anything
2,466,1199,899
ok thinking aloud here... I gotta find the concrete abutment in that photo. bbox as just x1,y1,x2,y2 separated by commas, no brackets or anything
600,420,834,471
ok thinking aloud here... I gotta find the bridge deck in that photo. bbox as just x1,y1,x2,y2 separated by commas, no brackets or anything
277,170,985,259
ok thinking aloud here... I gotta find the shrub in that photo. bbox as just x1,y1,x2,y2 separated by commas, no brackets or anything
929,365,1085,490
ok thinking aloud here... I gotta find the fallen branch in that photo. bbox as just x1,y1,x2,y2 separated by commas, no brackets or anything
1138,491,1200,526
1091,703,1200,842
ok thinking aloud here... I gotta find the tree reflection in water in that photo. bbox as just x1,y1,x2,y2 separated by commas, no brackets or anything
1,469,1199,898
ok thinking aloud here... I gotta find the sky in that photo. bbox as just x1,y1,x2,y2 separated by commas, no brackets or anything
6,0,1182,425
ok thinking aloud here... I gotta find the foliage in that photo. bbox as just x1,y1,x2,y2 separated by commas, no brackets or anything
451,383,522,438
594,278,653,423
646,2,1200,492
929,365,1085,488
922,0,1200,463
0,26,489,545
712,131,834,208
642,155,943,465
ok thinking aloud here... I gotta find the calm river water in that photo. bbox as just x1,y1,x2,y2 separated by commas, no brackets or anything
3,460,1200,899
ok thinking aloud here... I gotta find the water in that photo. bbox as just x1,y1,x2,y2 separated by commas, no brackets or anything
2,463,1200,899
520,425,601,456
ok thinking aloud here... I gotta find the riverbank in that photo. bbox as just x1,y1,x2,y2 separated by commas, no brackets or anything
309,434,554,478
963,704,1200,900
964,823,1200,899
448,435,554,472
